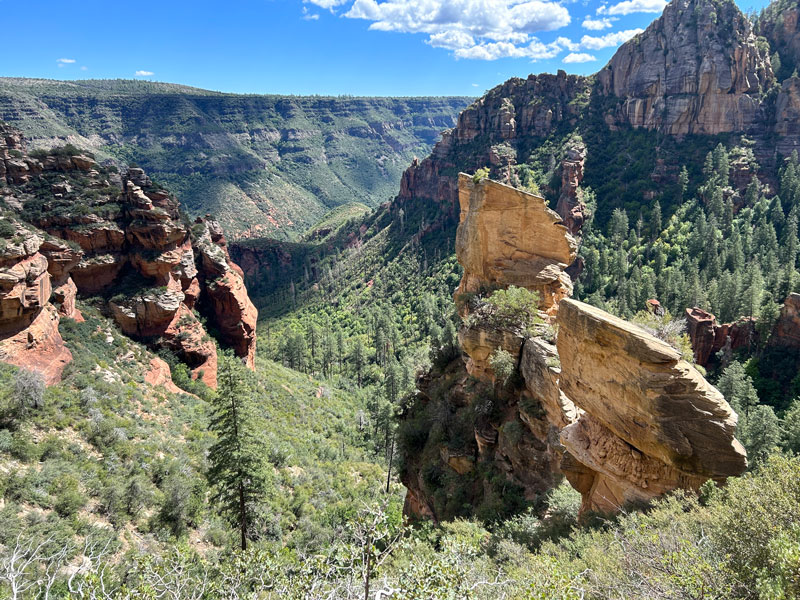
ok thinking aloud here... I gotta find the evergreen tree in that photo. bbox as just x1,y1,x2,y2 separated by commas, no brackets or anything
207,355,270,550
352,339,366,387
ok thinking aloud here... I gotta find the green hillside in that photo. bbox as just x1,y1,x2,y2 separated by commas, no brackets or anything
0,78,471,238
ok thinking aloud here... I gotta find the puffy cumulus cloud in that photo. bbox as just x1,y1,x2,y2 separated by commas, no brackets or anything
580,28,642,49
135,70,154,76
563,52,597,63
582,16,614,30
454,39,562,60
345,0,571,60
598,0,666,15
556,36,580,51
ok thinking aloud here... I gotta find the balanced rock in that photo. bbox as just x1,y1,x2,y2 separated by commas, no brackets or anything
557,299,747,514
455,173,577,315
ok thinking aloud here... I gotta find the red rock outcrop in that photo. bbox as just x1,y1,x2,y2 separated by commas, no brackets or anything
0,124,258,387
771,293,800,348
0,305,72,386
144,357,184,395
686,307,756,366
0,222,79,384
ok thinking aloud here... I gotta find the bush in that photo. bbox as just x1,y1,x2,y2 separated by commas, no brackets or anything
13,369,45,418
489,348,515,386
483,286,542,332
0,220,15,239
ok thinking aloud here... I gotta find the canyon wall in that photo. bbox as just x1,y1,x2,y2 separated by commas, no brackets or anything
0,123,257,387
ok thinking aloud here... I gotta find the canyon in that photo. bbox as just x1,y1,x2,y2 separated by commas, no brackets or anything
0,123,256,388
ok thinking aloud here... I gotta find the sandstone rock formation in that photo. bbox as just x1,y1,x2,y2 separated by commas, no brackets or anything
686,307,756,366
0,124,258,387
598,0,773,136
0,222,76,384
557,299,747,514
770,293,800,348
402,174,746,521
555,145,587,238
455,173,577,316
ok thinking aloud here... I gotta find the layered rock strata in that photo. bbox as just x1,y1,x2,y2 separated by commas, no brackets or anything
0,123,257,387
598,0,773,136
403,175,746,521
455,173,577,316
557,299,747,514
685,307,756,366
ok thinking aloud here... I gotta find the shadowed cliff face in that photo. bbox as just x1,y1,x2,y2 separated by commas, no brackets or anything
400,175,746,521
0,123,257,388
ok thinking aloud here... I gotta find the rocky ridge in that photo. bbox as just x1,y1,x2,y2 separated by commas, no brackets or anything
394,0,800,235
401,175,746,520
0,123,257,388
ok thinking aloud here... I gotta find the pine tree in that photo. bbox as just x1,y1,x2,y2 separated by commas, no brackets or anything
352,339,366,387
650,199,662,241
207,355,270,551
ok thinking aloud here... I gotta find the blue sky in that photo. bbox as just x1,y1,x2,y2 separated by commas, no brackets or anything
1,0,773,96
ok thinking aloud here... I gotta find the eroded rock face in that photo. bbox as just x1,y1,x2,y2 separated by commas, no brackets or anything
0,124,258,387
771,293,800,348
598,0,773,135
557,299,747,514
686,306,755,366
555,145,587,238
0,305,72,386
455,173,577,315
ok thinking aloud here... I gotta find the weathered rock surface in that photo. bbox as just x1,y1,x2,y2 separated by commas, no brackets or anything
455,174,577,315
0,124,258,386
598,0,773,135
557,299,747,514
0,305,72,386
403,176,747,522
144,357,184,395
686,306,755,366
555,145,587,238
771,293,800,348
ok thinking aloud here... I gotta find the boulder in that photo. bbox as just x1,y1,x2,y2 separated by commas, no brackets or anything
557,299,747,514
454,173,577,315
144,357,184,395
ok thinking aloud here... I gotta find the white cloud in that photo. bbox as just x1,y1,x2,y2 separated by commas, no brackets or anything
302,6,320,19
582,16,614,30
580,28,642,49
305,0,349,8
600,0,666,15
345,0,571,60
556,36,580,51
563,52,597,63
427,30,475,50
56,58,75,64
472,83,479,87
80,66,88,71
135,70,154,76
454,39,562,60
